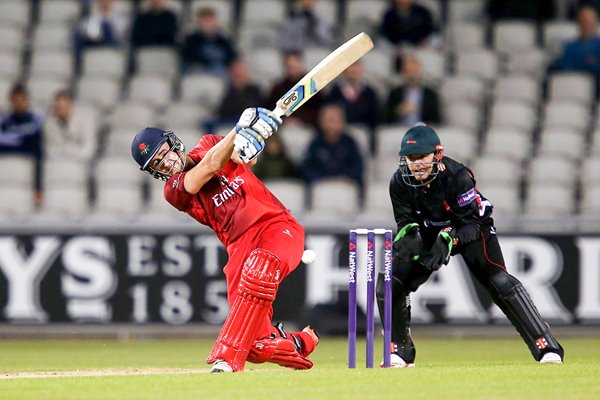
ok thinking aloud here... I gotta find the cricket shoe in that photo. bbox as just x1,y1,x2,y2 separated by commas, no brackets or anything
539,352,563,364
302,325,320,348
380,353,415,368
210,359,234,373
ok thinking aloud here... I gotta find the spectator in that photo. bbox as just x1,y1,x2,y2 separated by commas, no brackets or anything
379,0,437,49
0,83,44,196
216,60,264,125
488,0,555,21
327,61,379,134
44,90,98,163
131,0,178,49
251,135,299,180
552,5,600,74
301,104,364,189
281,0,334,52
181,7,237,75
267,51,323,126
385,56,441,126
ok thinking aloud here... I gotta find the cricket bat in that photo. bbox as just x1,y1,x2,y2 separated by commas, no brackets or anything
271,32,374,118
234,32,374,154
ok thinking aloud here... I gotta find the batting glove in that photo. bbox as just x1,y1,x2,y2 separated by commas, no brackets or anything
236,107,283,139
234,128,265,163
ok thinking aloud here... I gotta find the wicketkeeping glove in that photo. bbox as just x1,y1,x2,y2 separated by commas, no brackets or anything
236,107,283,139
234,128,265,163
420,227,455,271
393,223,425,262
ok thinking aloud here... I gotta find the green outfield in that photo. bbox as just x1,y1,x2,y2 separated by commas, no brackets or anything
1,337,599,400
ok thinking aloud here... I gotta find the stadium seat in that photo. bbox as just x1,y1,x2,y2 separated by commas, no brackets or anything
310,178,360,216
580,158,600,185
471,155,522,185
413,48,446,83
263,179,307,215
447,0,485,21
180,74,226,111
443,102,481,132
41,185,89,218
488,101,536,133
543,21,577,57
436,126,477,160
494,75,540,106
246,48,285,88
82,49,126,79
363,181,394,219
548,73,595,105
237,24,280,52
93,185,143,217
0,0,31,28
29,50,74,81
446,22,485,51
579,184,600,215
39,0,81,24
528,156,577,187
0,80,12,110
146,178,187,218
278,125,314,164
346,124,371,157
168,128,203,150
537,127,585,160
0,26,25,53
0,52,22,81
95,157,144,186
159,102,208,130
372,155,399,182
44,159,89,187
524,183,573,216
542,101,589,132
441,76,486,105
104,128,139,158
32,23,72,51
455,49,499,81
77,76,121,110
493,21,537,53
29,76,71,108
482,127,532,161
361,48,395,84
135,47,179,78
344,0,387,38
505,48,547,78
128,75,172,108
108,101,156,129
0,185,35,218
376,125,405,158
0,155,35,187
240,0,286,28
475,182,521,216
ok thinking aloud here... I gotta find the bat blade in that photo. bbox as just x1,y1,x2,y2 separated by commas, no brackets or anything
273,32,374,117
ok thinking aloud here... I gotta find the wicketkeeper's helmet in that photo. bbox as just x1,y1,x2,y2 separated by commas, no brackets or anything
131,127,186,181
399,124,444,187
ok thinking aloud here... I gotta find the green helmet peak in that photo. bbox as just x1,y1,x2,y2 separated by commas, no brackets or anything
399,125,442,156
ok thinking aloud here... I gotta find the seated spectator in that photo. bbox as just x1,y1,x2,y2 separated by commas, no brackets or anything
0,83,44,196
181,7,237,76
301,104,364,189
281,0,335,52
552,5,600,74
252,135,299,180
379,0,436,49
131,0,178,49
74,0,129,71
44,90,98,163
327,61,379,135
488,0,555,21
215,60,264,125
385,56,441,126
267,51,323,126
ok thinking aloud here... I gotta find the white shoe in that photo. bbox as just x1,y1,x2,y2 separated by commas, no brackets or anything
380,353,415,368
539,352,563,364
211,359,234,373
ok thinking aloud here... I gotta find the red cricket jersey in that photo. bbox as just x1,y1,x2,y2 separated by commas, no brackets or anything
164,134,291,246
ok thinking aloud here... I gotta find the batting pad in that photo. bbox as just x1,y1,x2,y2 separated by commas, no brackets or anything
207,249,281,371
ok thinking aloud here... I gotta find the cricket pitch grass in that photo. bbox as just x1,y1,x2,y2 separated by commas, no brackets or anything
1,336,599,400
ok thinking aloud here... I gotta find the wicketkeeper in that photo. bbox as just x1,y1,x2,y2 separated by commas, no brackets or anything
377,125,564,367
131,108,318,373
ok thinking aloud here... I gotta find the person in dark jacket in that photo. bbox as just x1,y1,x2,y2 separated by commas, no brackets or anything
378,124,564,368
385,56,441,125
379,0,436,48
181,7,237,75
131,0,178,48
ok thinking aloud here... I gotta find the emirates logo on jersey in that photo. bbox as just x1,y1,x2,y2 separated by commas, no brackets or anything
212,176,245,207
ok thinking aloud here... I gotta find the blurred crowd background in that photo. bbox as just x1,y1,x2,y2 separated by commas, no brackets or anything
0,0,598,231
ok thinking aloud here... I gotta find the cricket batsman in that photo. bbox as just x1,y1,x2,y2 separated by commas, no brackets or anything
131,108,318,372
378,124,564,367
